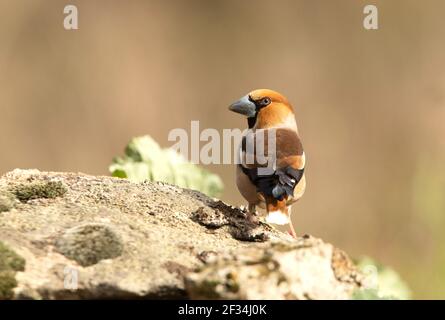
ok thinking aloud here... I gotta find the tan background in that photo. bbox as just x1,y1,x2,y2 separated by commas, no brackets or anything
1,0,445,298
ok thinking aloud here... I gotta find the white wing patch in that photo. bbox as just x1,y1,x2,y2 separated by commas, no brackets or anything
265,210,290,225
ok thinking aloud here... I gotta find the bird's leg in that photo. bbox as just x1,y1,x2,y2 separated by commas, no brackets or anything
288,221,297,238
246,203,258,224
287,206,297,238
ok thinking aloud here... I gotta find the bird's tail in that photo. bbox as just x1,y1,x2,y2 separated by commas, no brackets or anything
265,196,289,225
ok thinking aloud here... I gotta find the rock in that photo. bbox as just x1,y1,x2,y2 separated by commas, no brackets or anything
13,181,66,202
0,169,364,299
0,241,26,299
0,192,15,213
185,238,362,299
55,223,123,267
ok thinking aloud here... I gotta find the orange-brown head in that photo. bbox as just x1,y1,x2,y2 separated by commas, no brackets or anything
229,89,296,129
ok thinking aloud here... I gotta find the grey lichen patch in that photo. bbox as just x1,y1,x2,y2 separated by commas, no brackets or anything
13,181,67,202
0,241,26,299
55,223,123,267
0,192,15,212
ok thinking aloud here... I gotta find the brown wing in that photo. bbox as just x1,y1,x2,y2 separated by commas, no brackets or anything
239,128,305,201
240,128,304,170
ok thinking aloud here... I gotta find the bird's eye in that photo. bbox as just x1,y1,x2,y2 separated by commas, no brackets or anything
261,97,271,106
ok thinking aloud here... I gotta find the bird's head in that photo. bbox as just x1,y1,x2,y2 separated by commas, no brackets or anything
229,89,296,129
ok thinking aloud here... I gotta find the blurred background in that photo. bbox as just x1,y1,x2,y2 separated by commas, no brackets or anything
1,0,444,298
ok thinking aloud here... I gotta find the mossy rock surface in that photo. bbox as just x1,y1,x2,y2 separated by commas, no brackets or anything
56,224,123,267
0,242,26,271
13,181,66,202
0,271,19,299
0,241,25,299
0,192,15,212
0,169,364,299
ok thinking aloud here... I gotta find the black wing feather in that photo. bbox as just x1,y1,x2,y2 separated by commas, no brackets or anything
239,165,304,201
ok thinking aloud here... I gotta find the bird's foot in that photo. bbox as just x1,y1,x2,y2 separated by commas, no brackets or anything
246,212,259,224
245,204,260,224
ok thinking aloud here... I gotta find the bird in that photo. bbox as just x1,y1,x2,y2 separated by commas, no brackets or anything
228,89,306,238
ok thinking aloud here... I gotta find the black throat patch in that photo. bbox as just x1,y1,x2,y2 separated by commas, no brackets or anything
247,116,257,128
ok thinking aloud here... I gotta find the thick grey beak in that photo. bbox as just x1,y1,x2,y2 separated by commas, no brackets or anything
229,95,256,118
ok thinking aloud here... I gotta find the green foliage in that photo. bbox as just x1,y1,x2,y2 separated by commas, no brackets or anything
353,256,412,300
110,135,224,197
352,288,391,300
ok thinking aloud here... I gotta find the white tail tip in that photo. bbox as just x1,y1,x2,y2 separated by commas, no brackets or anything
265,210,290,225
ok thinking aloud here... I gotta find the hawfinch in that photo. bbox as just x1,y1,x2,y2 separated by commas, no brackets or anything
229,89,306,238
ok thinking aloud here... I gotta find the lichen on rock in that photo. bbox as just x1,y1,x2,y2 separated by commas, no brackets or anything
0,192,15,212
55,223,123,267
0,241,26,299
13,181,66,202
